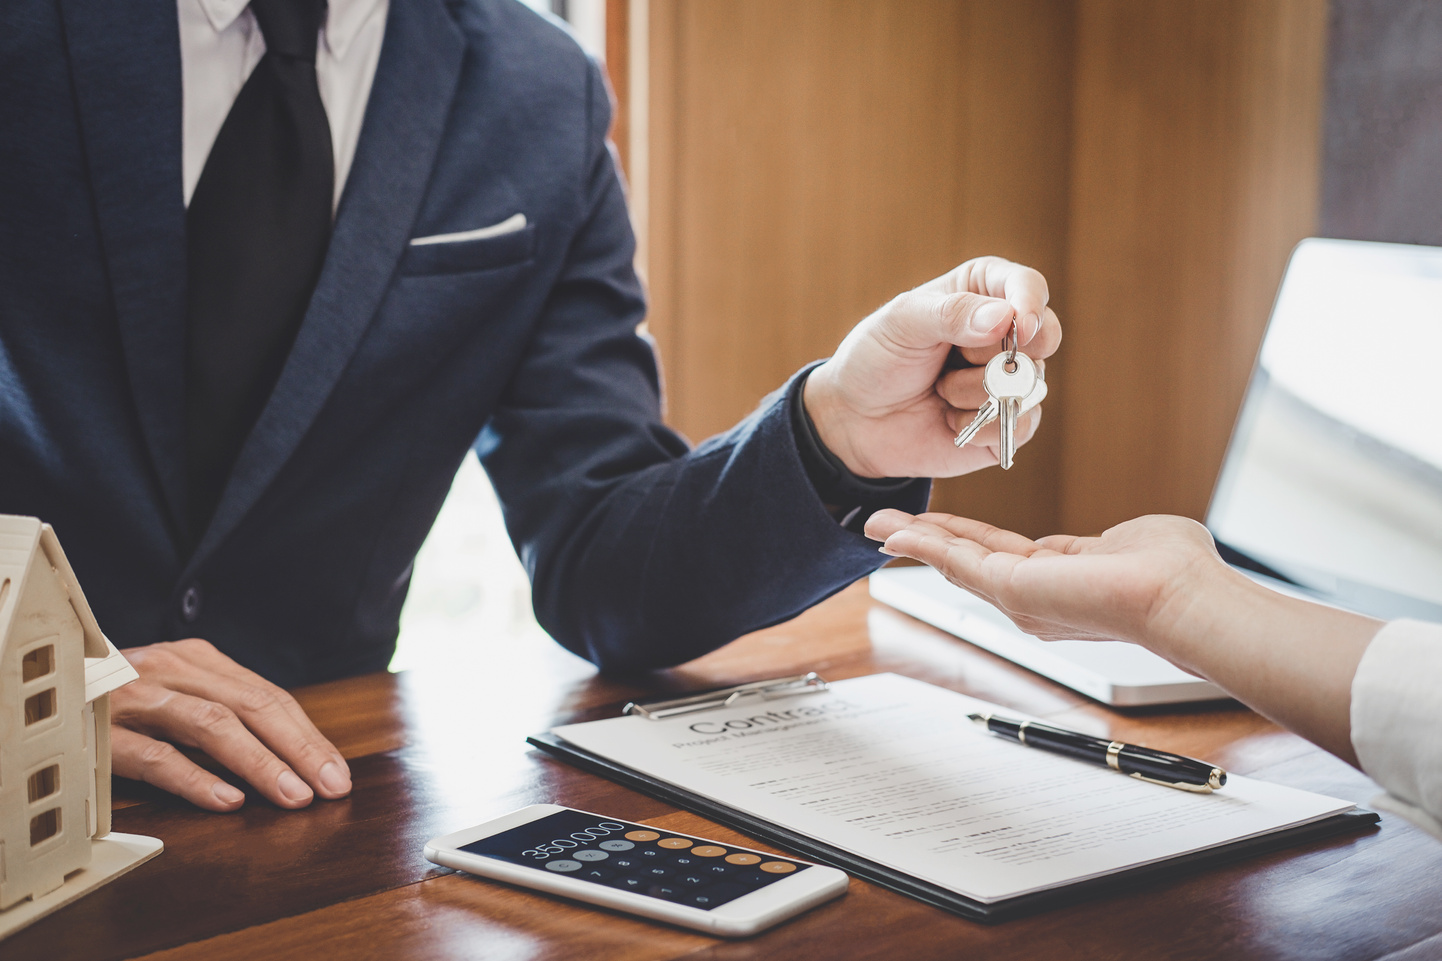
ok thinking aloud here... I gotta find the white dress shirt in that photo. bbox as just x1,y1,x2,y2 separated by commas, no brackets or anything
1350,618,1442,839
177,0,390,210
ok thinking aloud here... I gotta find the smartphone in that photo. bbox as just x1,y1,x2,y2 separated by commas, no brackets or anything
424,804,849,937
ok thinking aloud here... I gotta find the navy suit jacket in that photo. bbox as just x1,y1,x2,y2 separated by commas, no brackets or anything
0,0,928,686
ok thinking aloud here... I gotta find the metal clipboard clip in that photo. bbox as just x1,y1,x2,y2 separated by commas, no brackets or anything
623,672,830,720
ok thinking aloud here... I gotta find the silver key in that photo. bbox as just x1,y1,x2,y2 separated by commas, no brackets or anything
992,350,1036,470
953,374,1047,449
953,397,999,449
955,350,1037,469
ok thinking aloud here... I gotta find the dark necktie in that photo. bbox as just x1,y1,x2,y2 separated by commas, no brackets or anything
185,0,333,542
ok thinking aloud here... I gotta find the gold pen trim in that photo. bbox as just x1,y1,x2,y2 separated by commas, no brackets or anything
1106,741,1124,771
1018,720,1031,745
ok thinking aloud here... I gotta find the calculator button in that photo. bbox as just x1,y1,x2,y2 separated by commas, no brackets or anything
670,855,697,867
647,884,682,900
677,873,707,887
581,866,615,881
658,838,693,849
642,866,673,879
637,848,665,860
625,831,660,842
760,861,797,874
724,853,761,865
704,864,729,875
573,850,609,862
599,840,635,852
610,876,647,891
691,845,727,857
545,860,582,872
609,857,639,870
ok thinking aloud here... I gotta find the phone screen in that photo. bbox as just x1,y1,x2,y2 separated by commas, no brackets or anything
459,809,813,909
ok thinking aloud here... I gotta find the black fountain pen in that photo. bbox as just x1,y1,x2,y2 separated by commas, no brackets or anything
969,713,1227,793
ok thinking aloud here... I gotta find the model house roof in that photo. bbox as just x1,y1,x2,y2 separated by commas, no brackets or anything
0,515,138,701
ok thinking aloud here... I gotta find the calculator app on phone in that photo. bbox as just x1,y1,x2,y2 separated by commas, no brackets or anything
458,808,809,909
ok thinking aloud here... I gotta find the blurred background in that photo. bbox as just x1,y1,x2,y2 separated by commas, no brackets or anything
392,0,1442,672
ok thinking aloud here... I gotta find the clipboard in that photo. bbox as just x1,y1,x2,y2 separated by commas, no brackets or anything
528,674,1380,924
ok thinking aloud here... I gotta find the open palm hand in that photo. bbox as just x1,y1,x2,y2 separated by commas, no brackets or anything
865,511,1225,647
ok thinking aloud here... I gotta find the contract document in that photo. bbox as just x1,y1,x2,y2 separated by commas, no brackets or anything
547,674,1356,905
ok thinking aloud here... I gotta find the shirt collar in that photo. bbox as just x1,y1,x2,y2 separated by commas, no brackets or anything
193,0,386,61
195,0,249,34
321,0,386,61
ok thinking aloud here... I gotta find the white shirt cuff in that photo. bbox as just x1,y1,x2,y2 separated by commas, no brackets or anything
1350,618,1442,839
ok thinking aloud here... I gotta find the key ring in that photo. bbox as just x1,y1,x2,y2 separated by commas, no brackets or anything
1003,321,1018,373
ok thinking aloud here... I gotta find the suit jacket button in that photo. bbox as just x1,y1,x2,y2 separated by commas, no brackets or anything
181,585,202,623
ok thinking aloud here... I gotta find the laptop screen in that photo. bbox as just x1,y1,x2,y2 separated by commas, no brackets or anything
1206,238,1442,621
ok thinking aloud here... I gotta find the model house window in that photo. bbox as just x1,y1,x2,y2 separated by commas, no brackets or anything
22,644,54,682
24,688,56,725
30,807,60,846
28,764,59,803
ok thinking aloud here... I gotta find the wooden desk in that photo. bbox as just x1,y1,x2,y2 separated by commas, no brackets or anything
9,584,1442,960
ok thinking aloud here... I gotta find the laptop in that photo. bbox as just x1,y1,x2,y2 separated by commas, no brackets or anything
870,238,1442,706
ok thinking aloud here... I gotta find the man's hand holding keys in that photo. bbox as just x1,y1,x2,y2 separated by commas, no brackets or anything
802,256,1060,479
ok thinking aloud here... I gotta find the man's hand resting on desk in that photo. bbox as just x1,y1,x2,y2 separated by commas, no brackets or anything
803,256,1062,479
111,638,352,811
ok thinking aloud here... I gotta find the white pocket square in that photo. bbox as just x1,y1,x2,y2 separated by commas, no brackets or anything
410,213,527,246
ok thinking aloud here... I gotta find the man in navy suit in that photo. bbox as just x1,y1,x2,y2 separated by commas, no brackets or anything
1,0,1059,811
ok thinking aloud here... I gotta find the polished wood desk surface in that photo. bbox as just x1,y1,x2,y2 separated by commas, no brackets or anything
10,584,1442,961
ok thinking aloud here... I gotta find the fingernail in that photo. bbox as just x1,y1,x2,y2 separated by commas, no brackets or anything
878,545,899,556
969,300,1013,336
318,761,351,795
213,782,245,806
278,770,313,803
1022,311,1042,342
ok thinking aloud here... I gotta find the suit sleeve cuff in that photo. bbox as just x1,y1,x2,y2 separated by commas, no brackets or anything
788,363,929,532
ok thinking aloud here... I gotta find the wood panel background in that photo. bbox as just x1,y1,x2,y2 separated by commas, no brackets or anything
634,0,1327,538
1062,1,1327,529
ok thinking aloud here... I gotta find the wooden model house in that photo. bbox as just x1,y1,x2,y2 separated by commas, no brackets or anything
0,515,162,938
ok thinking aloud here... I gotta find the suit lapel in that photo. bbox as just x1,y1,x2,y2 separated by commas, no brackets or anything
190,0,466,567
60,0,189,540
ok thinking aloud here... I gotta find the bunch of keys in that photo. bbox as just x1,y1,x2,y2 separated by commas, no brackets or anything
952,323,1047,469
